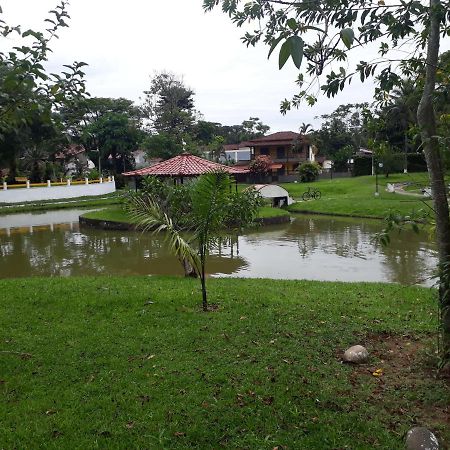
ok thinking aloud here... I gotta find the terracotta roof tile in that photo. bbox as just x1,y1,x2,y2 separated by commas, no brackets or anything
247,131,301,144
123,153,249,177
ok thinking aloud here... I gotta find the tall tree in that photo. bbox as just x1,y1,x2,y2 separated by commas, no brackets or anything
142,72,196,151
205,0,450,365
0,2,87,179
81,111,142,174
314,103,369,161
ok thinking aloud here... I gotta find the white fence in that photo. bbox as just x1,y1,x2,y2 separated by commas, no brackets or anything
0,178,116,204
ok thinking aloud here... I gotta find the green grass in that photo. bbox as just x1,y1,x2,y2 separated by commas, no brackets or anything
283,173,433,219
0,192,122,215
82,206,134,224
0,277,448,449
257,206,290,219
82,205,290,224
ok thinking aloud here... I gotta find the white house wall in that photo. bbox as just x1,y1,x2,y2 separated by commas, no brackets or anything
0,181,116,204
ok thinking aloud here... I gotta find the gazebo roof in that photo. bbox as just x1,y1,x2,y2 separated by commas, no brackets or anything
122,153,249,177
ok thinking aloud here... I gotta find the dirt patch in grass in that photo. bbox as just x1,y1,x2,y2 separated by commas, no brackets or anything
343,333,449,448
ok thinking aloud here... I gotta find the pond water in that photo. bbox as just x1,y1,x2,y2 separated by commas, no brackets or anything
0,209,437,285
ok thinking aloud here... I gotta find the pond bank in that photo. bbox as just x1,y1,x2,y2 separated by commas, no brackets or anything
79,206,291,231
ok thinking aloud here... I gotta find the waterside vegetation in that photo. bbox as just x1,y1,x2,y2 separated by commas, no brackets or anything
0,192,121,216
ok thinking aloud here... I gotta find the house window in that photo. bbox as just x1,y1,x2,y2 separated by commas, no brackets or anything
276,147,285,159
259,147,270,156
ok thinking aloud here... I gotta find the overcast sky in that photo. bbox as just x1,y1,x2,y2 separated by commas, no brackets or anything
2,0,446,132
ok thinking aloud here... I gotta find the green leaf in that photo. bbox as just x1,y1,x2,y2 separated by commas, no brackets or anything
278,40,291,69
268,35,283,59
289,36,304,69
286,18,297,31
340,28,354,49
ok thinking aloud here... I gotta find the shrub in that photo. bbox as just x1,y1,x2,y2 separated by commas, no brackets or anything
223,187,263,229
249,155,272,175
298,161,320,182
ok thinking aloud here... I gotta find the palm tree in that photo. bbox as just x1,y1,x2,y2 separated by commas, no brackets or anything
21,146,49,182
127,171,231,311
299,123,314,135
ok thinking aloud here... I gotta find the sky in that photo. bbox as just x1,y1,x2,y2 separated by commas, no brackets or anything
2,0,445,133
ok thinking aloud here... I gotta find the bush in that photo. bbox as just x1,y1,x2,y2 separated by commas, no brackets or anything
223,187,263,229
88,168,100,180
124,175,262,231
298,161,321,182
407,153,427,172
353,156,373,176
249,155,272,175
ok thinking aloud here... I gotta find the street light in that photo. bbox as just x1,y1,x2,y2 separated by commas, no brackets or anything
375,162,383,197
94,147,101,175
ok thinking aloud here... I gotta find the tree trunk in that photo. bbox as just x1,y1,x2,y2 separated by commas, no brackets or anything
417,0,450,364
181,257,198,278
201,262,207,311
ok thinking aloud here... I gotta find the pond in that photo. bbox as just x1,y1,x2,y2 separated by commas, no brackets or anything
0,209,437,285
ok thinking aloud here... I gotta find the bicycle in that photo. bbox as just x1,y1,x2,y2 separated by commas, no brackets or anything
302,186,321,201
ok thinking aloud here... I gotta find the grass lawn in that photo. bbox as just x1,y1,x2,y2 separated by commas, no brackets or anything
82,205,290,224
0,192,122,215
1,277,448,449
283,172,433,219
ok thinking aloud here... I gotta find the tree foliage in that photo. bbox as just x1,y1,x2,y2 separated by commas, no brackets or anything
298,161,320,183
0,1,87,180
249,155,273,174
204,0,449,111
142,72,196,145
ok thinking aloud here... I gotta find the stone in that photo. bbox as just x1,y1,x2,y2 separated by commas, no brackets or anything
406,427,439,450
342,345,369,364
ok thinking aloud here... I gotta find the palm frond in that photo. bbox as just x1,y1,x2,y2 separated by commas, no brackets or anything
126,195,200,273
190,171,231,239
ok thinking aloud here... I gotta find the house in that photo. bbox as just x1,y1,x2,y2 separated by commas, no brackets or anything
54,144,95,176
131,150,162,169
246,131,313,180
223,143,252,163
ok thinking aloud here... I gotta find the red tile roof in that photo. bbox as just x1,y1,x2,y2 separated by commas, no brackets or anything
223,142,251,151
247,131,302,145
55,144,86,160
123,153,249,177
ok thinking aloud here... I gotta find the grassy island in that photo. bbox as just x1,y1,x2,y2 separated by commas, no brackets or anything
81,205,291,228
1,276,448,449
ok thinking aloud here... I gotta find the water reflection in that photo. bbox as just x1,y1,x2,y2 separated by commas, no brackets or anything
0,224,246,278
0,210,437,285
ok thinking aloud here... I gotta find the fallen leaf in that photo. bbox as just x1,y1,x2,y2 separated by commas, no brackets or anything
372,368,384,377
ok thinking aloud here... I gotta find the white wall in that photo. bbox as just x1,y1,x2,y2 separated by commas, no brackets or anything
0,181,116,204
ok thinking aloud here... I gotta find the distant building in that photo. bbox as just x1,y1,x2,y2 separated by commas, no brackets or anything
131,150,162,169
223,143,252,163
246,131,313,180
55,144,95,176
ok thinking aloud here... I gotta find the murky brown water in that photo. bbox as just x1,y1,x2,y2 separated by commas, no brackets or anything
0,209,437,285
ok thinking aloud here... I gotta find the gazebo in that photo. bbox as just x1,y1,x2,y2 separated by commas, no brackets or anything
123,153,248,187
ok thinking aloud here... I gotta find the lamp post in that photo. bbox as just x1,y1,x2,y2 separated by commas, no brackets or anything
375,162,383,197
96,147,101,175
